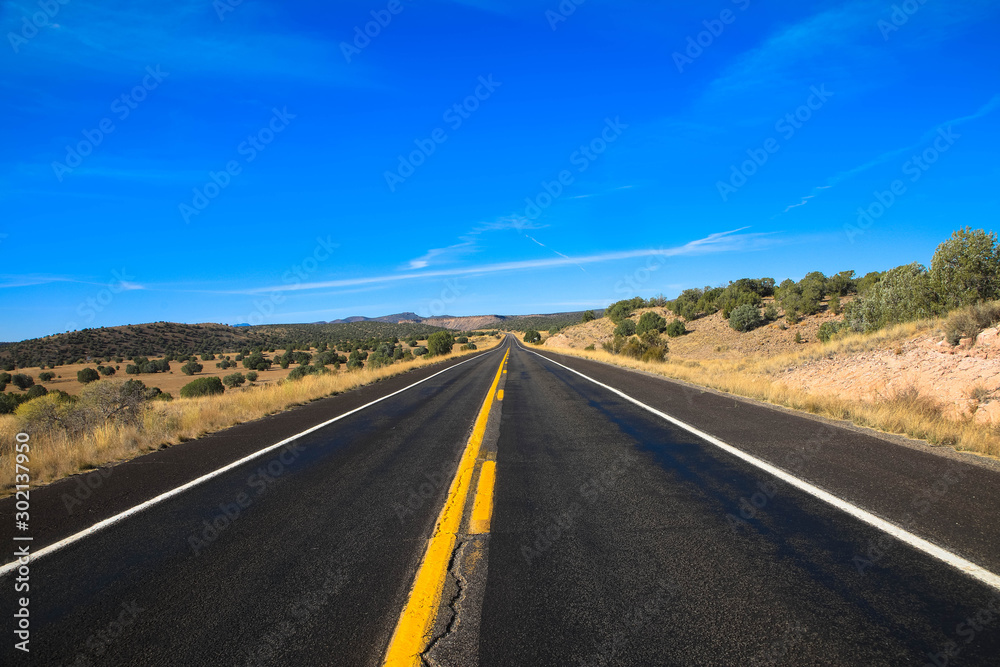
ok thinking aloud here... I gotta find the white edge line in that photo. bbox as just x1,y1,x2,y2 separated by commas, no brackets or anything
516,340,1000,593
0,345,505,578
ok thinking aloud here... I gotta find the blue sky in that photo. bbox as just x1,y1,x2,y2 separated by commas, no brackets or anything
1,0,998,341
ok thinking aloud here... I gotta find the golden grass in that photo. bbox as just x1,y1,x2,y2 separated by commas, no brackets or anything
538,318,1000,459
0,337,502,496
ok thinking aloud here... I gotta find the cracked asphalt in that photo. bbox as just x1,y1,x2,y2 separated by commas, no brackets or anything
4,335,1000,665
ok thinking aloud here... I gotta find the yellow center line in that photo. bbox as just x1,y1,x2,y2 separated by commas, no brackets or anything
381,347,509,667
469,461,497,535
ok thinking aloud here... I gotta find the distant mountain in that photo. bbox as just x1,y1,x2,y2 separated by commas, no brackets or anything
327,312,449,324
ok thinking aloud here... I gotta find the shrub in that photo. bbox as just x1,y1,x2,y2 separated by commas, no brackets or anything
11,374,34,390
2,362,14,371
829,294,842,315
606,298,645,324
844,262,941,333
614,320,636,337
944,301,1000,346
665,319,686,337
428,331,455,356
636,312,667,336
456,336,469,344
39,371,55,381
584,344,595,351
77,368,101,384
601,335,626,355
930,227,1000,309
461,343,477,351
99,366,116,376
222,372,246,388
180,376,225,398
181,361,203,376
243,352,272,371
245,371,259,382
201,353,216,361
126,364,140,375
817,321,843,343
522,330,541,344
794,332,803,344
763,303,779,321
0,372,10,385
581,310,596,323
25,385,48,399
729,304,763,332
414,346,428,356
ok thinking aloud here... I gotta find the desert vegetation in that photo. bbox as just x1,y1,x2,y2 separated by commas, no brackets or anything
0,336,500,495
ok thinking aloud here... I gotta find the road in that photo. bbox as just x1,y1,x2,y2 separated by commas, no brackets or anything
3,335,1000,665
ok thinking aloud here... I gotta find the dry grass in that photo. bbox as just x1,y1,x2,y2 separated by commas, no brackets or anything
0,337,502,495
539,319,1000,459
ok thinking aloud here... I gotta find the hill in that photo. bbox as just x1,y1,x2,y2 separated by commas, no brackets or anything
0,321,447,368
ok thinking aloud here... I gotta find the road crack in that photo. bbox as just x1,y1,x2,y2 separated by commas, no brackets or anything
421,537,470,667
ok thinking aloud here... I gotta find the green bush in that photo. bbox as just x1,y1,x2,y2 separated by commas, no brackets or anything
636,312,666,336
11,374,33,390
99,366,116,376
601,335,626,355
930,227,1000,309
844,262,941,333
222,372,246,388
606,298,645,324
829,294,842,315
428,331,455,356
179,376,225,398
522,330,541,344
584,344,595,351
243,352,272,371
817,321,843,343
614,320,636,337
414,346,428,356
39,372,55,382
665,319,686,337
181,361,203,376
763,303,779,321
77,368,101,384
729,304,763,332
25,385,48,399
245,371,258,382
461,343,477,350
0,372,10,385
456,336,469,344
581,310,596,323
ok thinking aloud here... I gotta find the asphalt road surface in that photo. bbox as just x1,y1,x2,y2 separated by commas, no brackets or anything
4,335,1000,666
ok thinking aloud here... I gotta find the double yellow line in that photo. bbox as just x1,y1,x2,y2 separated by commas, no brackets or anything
382,347,508,666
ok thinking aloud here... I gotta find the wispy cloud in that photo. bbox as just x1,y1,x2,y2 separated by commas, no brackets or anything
404,216,542,269
242,228,774,295
779,94,1000,214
